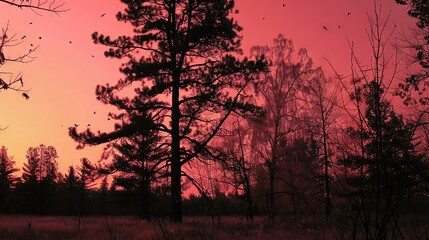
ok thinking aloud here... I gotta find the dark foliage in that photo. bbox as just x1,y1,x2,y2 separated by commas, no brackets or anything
69,0,266,222
0,146,18,213
19,145,59,215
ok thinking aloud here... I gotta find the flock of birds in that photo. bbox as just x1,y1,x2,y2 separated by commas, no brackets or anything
263,2,352,31
20,12,109,129
60,111,111,129
19,2,353,129
22,13,107,55
21,2,352,62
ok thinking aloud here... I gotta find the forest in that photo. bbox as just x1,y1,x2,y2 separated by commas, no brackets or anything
0,0,429,239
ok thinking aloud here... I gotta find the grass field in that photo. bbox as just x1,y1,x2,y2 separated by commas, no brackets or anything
0,215,337,240
0,215,428,239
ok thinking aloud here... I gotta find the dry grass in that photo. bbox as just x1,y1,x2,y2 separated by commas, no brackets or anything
0,215,335,240
2,215,426,239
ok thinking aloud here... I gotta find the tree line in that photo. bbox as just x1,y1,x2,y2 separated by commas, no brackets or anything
0,143,304,218
0,144,213,217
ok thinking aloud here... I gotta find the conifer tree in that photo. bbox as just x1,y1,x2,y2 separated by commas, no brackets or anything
70,0,265,222
21,144,59,214
0,146,18,213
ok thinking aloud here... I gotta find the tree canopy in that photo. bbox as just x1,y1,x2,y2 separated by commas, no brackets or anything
69,0,266,222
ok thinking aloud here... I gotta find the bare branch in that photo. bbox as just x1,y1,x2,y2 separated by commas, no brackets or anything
0,0,69,14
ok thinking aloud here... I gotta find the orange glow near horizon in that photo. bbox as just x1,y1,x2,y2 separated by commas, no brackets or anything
0,0,416,175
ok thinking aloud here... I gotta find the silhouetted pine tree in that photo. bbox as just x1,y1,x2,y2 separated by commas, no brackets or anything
21,147,40,214
0,146,19,213
338,81,429,237
69,0,266,222
111,128,168,220
77,158,96,216
21,145,59,214
60,166,80,215
99,176,109,215
364,81,427,200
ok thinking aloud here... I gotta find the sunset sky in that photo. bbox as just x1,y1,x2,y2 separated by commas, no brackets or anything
0,0,416,174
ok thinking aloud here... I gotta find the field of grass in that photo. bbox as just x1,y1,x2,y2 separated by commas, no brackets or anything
0,215,336,240
1,215,428,239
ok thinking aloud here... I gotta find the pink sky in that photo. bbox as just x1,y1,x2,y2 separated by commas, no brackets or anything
0,0,415,174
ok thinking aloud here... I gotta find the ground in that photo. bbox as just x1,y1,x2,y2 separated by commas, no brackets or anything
0,215,334,240
0,215,427,239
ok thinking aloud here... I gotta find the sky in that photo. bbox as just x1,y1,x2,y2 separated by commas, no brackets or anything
0,0,416,175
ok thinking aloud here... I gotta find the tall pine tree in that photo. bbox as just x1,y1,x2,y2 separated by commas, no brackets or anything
70,0,265,222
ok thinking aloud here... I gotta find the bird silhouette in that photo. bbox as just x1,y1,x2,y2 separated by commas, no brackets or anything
69,41,72,44
262,17,265,20
338,25,341,28
107,118,111,121
21,35,26,39
74,124,79,127
87,124,91,127
29,22,32,24
92,55,95,58
323,26,328,30
282,3,286,7
93,111,96,114
101,13,106,17
38,36,42,39
347,12,351,16
22,93,29,100
30,44,33,47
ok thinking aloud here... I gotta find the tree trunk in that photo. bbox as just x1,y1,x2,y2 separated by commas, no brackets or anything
321,113,331,218
268,168,275,223
80,185,85,216
244,177,254,221
170,71,182,222
142,177,151,220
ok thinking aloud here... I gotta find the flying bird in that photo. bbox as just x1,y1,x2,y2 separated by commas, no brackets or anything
74,124,79,127
282,3,286,7
338,25,341,28
323,26,328,30
101,13,106,17
38,36,42,40
87,124,91,127
69,41,72,44
21,35,26,39
29,22,32,24
347,12,351,16
22,92,29,100
107,118,111,121
262,17,265,20
93,111,96,114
